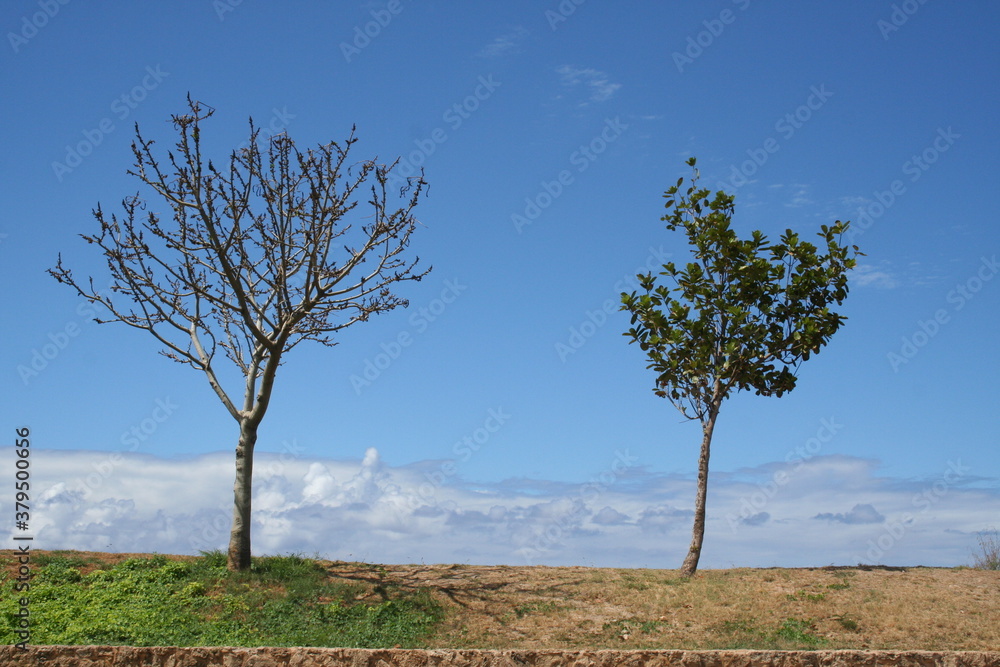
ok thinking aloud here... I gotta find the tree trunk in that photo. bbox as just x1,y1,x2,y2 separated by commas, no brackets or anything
679,400,721,577
227,419,258,571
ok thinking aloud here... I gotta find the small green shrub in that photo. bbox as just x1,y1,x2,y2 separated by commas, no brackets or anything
712,617,826,649
39,560,82,584
197,549,228,569
775,617,825,647
32,552,103,570
786,590,826,602
117,554,169,570
835,615,860,632
181,581,208,598
252,553,323,579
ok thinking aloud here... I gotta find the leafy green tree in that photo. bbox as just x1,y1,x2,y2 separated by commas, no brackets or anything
621,158,861,576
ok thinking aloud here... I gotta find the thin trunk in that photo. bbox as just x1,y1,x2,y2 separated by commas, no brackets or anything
227,419,258,571
226,349,280,572
679,397,722,577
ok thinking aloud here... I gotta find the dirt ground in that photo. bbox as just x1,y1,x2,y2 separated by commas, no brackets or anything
4,550,998,650
326,561,1000,650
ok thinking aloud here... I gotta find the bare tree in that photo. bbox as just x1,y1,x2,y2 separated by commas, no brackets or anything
50,97,430,571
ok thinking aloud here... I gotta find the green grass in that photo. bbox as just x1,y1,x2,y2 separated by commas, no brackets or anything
31,551,105,570
711,616,827,650
774,618,825,646
786,590,827,602
0,552,442,647
603,617,668,640
834,615,860,632
512,601,562,618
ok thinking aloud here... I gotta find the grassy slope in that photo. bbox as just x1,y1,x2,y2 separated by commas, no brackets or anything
0,551,441,648
2,550,998,650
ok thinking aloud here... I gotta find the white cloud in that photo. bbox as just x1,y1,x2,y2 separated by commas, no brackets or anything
854,263,900,289
302,462,337,503
839,195,867,207
3,448,996,569
477,26,529,58
740,511,770,526
783,184,813,208
814,502,886,524
592,506,630,525
556,66,621,103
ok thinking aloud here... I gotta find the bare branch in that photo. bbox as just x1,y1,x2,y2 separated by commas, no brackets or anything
51,97,431,571
51,96,430,422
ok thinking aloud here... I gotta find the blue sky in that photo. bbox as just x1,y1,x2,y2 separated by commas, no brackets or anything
2,1,998,568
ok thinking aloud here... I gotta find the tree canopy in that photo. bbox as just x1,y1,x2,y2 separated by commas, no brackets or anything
621,157,861,575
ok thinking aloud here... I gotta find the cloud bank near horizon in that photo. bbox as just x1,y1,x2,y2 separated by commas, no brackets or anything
5,446,996,569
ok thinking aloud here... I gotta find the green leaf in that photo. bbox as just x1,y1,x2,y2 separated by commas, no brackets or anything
622,156,861,418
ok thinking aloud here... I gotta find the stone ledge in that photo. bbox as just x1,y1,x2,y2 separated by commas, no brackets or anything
0,647,998,667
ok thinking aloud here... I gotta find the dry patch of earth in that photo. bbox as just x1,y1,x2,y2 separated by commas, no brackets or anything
5,551,998,650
